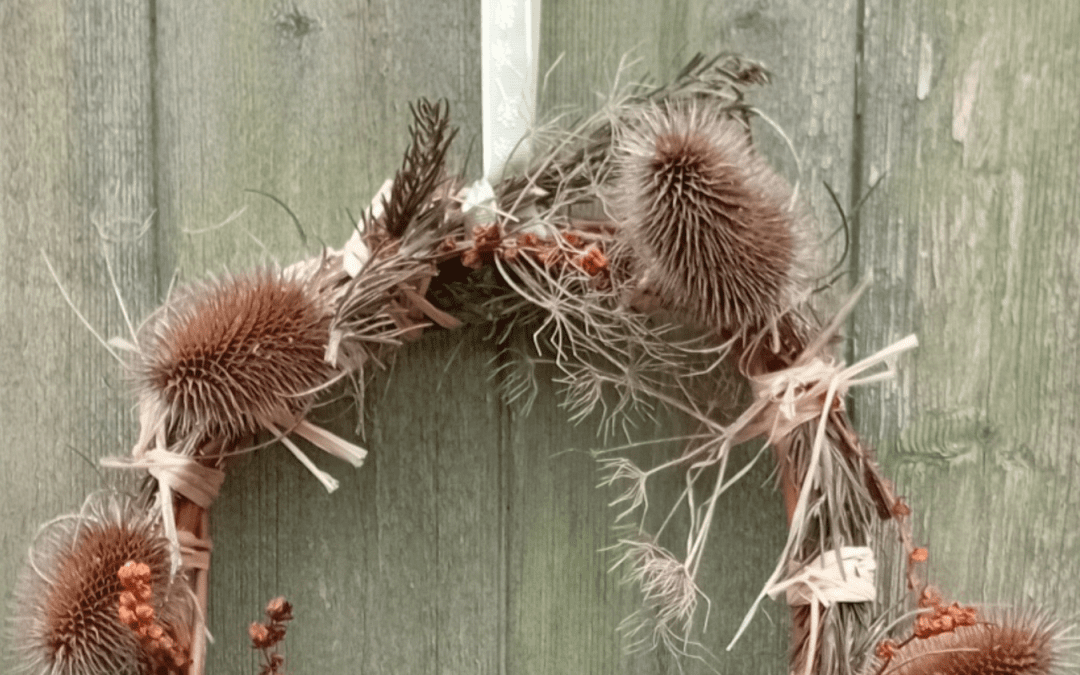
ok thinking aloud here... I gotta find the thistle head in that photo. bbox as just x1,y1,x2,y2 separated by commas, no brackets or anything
134,269,335,451
868,607,1076,675
12,493,194,674
612,103,811,335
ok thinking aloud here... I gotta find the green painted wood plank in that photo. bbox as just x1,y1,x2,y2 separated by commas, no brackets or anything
855,0,1080,620
150,2,488,673
151,0,482,276
0,2,158,671
530,2,859,672
13,2,1075,674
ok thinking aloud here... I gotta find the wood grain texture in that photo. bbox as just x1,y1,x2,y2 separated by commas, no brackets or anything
149,2,487,672
534,1,858,672
0,1,159,670
4,1,1078,674
854,0,1080,618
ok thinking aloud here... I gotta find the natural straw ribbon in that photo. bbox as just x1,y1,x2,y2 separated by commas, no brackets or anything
101,448,226,571
766,546,877,607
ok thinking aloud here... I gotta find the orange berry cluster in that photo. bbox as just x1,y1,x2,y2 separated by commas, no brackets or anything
117,560,187,670
914,587,978,638
456,225,609,280
871,588,980,675
874,637,899,662
249,596,293,675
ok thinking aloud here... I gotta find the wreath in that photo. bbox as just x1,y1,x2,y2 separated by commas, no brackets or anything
12,53,1072,675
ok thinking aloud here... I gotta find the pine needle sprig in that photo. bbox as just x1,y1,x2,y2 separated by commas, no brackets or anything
381,98,457,239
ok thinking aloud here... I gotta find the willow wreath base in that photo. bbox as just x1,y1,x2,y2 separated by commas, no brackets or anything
15,54,1073,675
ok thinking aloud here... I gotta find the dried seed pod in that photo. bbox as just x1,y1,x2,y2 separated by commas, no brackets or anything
866,609,1075,675
133,269,335,451
612,103,810,335
12,493,193,675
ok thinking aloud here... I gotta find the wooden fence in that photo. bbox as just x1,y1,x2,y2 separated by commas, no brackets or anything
2,1,1077,673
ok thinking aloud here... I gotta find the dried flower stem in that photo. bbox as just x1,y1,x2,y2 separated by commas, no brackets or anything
117,560,189,671
250,597,294,675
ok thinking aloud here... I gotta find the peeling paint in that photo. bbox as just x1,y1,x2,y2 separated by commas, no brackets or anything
952,53,982,143
1000,169,1025,325
917,33,933,100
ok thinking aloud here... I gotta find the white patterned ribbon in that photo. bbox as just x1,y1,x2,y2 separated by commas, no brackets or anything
482,0,541,183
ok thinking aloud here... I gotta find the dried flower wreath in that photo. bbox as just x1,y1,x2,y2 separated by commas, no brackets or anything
13,54,1076,675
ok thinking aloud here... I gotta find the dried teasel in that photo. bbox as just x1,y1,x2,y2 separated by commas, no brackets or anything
611,102,812,336
865,607,1077,675
129,266,366,489
12,492,195,675
134,268,331,445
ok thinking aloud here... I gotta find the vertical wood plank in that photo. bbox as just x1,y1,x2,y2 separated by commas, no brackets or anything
0,2,156,671
152,0,482,274
10,2,1076,674
856,0,1080,616
524,1,860,671
150,2,490,672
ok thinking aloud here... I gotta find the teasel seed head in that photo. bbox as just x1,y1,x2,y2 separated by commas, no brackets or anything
12,492,194,674
134,269,336,451
867,608,1076,675
613,103,811,335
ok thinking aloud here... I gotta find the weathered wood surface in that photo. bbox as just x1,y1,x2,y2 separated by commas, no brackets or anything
2,2,1077,674
855,1,1080,616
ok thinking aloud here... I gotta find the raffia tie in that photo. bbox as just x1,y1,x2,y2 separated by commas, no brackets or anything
101,448,225,572
743,333,920,446
766,546,877,607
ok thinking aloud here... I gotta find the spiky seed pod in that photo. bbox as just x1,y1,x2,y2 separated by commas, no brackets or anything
613,103,810,335
866,609,1074,675
134,269,336,450
12,493,194,675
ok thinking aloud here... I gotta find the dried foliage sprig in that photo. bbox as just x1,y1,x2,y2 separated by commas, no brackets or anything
381,98,458,239
249,597,293,675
